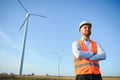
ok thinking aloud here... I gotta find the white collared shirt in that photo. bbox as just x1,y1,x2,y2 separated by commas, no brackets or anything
72,38,106,61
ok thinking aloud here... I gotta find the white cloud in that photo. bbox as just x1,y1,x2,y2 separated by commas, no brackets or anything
0,31,20,74
0,31,57,75
0,31,20,50
0,31,12,42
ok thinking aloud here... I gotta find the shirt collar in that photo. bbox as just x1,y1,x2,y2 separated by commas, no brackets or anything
81,37,90,42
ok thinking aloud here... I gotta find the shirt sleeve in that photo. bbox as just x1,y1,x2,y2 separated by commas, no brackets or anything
89,42,106,61
72,41,94,58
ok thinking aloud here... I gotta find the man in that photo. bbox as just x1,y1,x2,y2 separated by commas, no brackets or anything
72,21,106,80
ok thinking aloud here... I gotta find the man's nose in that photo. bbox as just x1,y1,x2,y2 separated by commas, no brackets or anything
86,27,90,30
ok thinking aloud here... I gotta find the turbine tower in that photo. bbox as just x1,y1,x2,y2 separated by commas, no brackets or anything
18,0,46,75
53,52,62,76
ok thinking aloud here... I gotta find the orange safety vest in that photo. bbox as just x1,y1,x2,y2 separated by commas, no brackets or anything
74,39,100,75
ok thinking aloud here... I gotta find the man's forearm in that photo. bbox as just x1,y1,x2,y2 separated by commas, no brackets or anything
89,53,106,61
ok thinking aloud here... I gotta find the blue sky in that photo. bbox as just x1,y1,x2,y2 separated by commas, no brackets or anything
0,0,120,76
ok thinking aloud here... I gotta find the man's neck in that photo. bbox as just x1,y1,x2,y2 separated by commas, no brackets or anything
82,35,90,41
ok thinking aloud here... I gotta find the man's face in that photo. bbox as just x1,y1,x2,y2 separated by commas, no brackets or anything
80,24,91,37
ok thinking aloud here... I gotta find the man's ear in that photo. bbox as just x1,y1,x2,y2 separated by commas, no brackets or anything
79,29,81,33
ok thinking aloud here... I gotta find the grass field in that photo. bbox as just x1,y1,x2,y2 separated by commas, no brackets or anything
103,76,120,80
0,75,120,80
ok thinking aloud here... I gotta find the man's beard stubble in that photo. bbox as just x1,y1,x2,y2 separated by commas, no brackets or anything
85,31,91,37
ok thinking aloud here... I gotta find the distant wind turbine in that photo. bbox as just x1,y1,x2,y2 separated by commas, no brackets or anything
52,52,62,76
18,0,46,76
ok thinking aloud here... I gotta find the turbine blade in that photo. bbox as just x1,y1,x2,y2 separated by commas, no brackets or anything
19,25,23,31
19,17,28,31
18,0,28,13
51,52,62,61
30,13,47,18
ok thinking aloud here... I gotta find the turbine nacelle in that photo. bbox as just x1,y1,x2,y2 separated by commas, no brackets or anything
18,0,46,31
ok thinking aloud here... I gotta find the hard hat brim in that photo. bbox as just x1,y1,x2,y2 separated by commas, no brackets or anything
80,23,92,28
78,22,92,32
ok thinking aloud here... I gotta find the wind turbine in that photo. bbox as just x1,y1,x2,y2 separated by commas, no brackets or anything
17,0,46,76
52,52,62,76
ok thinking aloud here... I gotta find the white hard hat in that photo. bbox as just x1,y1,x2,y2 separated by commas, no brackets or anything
78,21,92,32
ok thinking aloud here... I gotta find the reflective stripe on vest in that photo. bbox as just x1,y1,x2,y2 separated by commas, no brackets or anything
75,62,99,69
74,39,100,75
